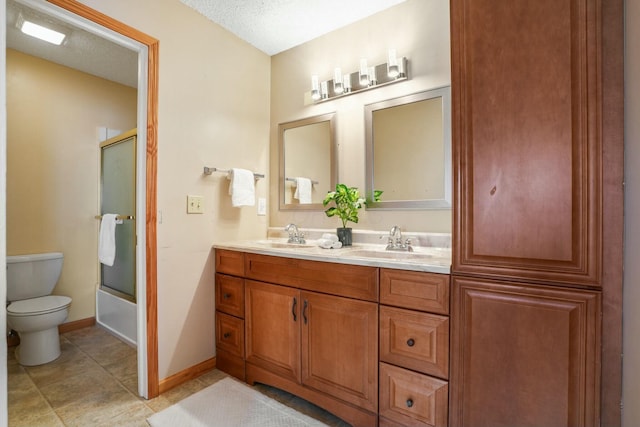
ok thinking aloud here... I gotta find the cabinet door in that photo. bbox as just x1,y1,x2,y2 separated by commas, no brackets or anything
301,291,378,413
245,280,300,382
450,277,601,427
451,0,602,287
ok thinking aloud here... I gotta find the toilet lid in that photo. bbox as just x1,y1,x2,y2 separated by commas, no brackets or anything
7,295,72,316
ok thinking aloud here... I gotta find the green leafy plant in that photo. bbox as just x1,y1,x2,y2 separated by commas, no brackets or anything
323,184,383,228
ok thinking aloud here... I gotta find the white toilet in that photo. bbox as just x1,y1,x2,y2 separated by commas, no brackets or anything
6,252,72,366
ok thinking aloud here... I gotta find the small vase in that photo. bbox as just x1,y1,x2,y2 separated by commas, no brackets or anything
336,227,352,246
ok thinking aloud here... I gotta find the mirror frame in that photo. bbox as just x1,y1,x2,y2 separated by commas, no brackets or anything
278,112,337,211
364,86,452,210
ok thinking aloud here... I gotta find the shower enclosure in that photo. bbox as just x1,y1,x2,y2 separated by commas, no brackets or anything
97,129,137,345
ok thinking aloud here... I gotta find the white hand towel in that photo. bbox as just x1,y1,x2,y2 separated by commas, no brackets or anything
321,233,339,242
228,168,255,207
294,177,312,204
317,238,333,249
99,214,118,266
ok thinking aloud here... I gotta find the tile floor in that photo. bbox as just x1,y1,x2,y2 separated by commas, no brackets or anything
7,325,349,426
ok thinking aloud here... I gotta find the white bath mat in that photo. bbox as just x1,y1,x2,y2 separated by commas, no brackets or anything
147,377,329,427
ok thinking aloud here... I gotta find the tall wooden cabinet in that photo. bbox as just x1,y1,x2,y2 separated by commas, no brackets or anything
450,0,623,426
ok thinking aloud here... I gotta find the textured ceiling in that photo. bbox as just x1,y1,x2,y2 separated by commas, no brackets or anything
5,0,406,88
6,0,138,88
179,0,407,55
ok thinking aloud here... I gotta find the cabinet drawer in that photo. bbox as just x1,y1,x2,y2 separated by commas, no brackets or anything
379,362,448,427
245,253,378,302
215,273,244,318
380,306,449,379
380,268,450,314
215,249,245,276
216,312,244,358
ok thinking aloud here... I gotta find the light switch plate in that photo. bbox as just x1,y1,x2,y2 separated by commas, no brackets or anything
187,195,204,214
257,198,266,215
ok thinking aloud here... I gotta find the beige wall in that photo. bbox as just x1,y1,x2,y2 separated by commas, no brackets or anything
76,0,271,379
270,0,451,233
624,0,639,424
6,49,137,322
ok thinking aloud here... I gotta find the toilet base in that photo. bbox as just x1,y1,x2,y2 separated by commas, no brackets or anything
14,327,62,366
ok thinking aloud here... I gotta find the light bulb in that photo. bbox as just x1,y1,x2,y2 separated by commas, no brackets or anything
359,59,369,85
311,75,320,101
333,68,344,94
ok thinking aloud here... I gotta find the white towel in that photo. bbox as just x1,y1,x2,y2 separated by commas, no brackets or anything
321,233,339,242
228,168,255,207
317,238,343,249
98,214,119,266
294,177,312,204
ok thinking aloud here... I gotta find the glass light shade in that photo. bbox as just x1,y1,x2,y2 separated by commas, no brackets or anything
21,20,66,45
343,74,351,93
368,66,377,85
359,59,369,85
311,75,320,100
388,49,399,77
320,81,328,99
333,68,344,94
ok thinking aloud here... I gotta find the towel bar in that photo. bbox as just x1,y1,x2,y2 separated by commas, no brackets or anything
95,215,135,220
203,166,264,179
285,177,319,185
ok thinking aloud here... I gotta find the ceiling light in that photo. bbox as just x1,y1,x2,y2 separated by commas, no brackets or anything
18,15,67,46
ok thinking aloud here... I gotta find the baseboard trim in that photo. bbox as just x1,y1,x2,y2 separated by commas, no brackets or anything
59,317,96,334
159,357,217,394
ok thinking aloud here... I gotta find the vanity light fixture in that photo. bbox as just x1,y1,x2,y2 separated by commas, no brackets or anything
17,13,67,45
306,52,409,104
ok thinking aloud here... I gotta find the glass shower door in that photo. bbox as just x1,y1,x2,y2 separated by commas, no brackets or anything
100,130,136,301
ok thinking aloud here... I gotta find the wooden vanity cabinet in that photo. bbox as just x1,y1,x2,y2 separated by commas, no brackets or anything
450,0,622,425
379,268,450,427
224,251,380,427
214,250,246,381
450,278,601,427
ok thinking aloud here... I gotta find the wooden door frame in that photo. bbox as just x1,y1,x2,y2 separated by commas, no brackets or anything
45,0,159,398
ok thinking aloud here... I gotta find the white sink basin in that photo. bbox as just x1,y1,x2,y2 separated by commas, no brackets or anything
253,240,315,249
347,249,433,261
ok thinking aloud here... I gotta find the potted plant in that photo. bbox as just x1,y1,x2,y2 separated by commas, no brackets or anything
323,184,382,246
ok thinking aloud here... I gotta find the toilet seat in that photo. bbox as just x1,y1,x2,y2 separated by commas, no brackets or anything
7,295,72,317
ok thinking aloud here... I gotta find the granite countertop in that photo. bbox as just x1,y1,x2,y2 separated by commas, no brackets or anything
213,232,451,274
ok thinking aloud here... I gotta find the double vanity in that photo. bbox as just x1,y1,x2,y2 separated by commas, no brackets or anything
214,231,451,427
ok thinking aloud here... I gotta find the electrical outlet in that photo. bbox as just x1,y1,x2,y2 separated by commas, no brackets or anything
258,198,266,216
187,195,204,214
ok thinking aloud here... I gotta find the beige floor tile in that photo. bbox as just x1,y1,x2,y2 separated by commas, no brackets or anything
38,364,123,409
8,410,65,427
8,383,58,426
84,339,137,366
144,377,209,412
195,368,228,386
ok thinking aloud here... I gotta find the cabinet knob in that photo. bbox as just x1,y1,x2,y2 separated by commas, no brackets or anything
223,332,231,339
223,293,231,300
407,338,415,347
406,398,414,408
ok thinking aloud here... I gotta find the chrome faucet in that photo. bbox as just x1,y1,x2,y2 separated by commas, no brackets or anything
386,225,413,251
284,223,306,244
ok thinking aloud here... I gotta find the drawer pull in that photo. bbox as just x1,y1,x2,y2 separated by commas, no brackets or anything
407,338,415,347
292,297,297,322
223,293,231,300
406,398,414,408
223,332,231,339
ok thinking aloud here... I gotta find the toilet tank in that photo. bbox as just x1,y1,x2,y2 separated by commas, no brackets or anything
6,252,64,301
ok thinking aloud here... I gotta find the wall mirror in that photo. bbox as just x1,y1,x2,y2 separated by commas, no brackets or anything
279,113,337,210
365,86,451,210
